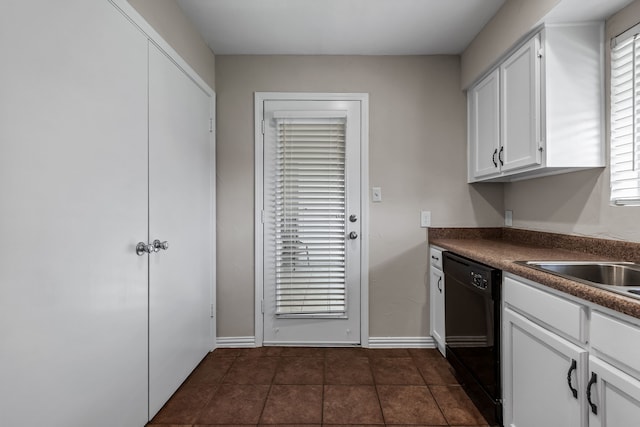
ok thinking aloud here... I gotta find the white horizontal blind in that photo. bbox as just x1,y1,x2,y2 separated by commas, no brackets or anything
275,118,347,315
611,28,640,205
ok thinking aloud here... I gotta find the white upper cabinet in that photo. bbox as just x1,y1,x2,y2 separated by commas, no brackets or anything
501,36,542,173
468,23,605,182
469,69,501,179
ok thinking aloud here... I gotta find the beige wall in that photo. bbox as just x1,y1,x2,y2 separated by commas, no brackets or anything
461,0,559,89
216,55,504,338
127,0,216,89
502,1,640,243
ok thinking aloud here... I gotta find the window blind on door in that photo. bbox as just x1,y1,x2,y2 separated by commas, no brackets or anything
611,25,640,205
274,117,347,316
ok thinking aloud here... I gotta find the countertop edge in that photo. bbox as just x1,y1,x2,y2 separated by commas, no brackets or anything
431,237,640,320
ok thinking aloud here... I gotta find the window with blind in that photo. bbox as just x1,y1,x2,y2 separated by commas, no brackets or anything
611,24,640,205
274,117,347,316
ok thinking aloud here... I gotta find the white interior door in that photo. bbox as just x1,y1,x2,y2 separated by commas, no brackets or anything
0,1,149,426
148,43,214,417
262,99,362,345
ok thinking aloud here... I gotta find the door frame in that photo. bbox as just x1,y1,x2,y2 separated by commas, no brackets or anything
254,92,369,347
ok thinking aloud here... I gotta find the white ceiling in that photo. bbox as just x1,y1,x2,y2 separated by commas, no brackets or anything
176,0,506,55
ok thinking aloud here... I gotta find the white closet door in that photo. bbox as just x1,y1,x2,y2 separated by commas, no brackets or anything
148,43,214,417
0,1,149,426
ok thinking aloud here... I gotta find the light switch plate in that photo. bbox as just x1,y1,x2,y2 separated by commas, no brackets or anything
505,210,513,227
372,187,382,202
420,211,431,228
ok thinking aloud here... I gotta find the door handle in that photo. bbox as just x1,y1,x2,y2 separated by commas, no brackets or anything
492,149,498,167
136,242,154,256
153,239,169,251
499,146,504,166
437,276,442,293
349,231,358,240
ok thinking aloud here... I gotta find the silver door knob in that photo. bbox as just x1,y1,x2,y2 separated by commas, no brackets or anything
153,239,169,251
349,231,358,240
136,242,154,256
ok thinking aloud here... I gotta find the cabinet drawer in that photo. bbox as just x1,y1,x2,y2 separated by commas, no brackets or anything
430,247,443,269
504,276,587,342
591,311,640,376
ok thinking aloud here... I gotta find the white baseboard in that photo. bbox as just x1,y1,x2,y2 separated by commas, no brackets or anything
367,336,435,349
215,336,256,348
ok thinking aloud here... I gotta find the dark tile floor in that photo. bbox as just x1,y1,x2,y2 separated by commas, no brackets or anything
147,347,488,427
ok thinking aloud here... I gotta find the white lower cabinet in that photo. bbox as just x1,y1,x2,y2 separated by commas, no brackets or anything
430,267,446,355
588,356,640,427
503,274,640,427
503,307,587,427
429,246,445,356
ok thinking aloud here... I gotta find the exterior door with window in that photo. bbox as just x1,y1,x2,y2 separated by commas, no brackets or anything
262,99,362,345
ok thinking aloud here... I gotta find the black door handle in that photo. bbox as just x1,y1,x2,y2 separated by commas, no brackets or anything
567,359,578,399
492,149,498,167
587,372,598,415
499,146,504,166
437,276,442,293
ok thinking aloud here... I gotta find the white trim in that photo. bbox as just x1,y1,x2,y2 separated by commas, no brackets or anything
254,92,370,348
368,337,436,349
216,336,257,348
209,93,217,351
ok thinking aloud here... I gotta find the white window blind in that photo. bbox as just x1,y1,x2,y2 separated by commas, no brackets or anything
274,117,347,316
611,24,640,205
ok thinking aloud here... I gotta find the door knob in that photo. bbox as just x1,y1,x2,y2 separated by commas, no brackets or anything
153,239,169,251
349,214,358,223
136,242,154,256
349,231,358,240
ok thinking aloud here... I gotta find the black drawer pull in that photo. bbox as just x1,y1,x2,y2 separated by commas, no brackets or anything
587,372,598,415
567,359,578,399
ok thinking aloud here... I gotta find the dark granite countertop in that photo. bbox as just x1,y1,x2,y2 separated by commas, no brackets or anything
429,227,640,320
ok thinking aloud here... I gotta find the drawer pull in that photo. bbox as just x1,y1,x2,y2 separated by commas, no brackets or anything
587,372,598,415
437,276,442,293
566,359,578,399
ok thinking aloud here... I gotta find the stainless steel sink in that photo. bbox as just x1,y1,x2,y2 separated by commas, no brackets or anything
515,261,640,300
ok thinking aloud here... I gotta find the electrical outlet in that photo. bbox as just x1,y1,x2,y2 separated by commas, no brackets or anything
420,211,431,228
505,210,513,227
372,187,382,202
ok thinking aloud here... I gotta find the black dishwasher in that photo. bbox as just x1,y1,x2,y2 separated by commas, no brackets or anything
443,252,502,426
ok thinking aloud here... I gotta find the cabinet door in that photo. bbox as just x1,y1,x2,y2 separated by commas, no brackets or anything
588,356,640,427
148,44,214,417
430,267,445,355
469,68,500,180
0,1,149,426
500,35,542,173
503,308,587,427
